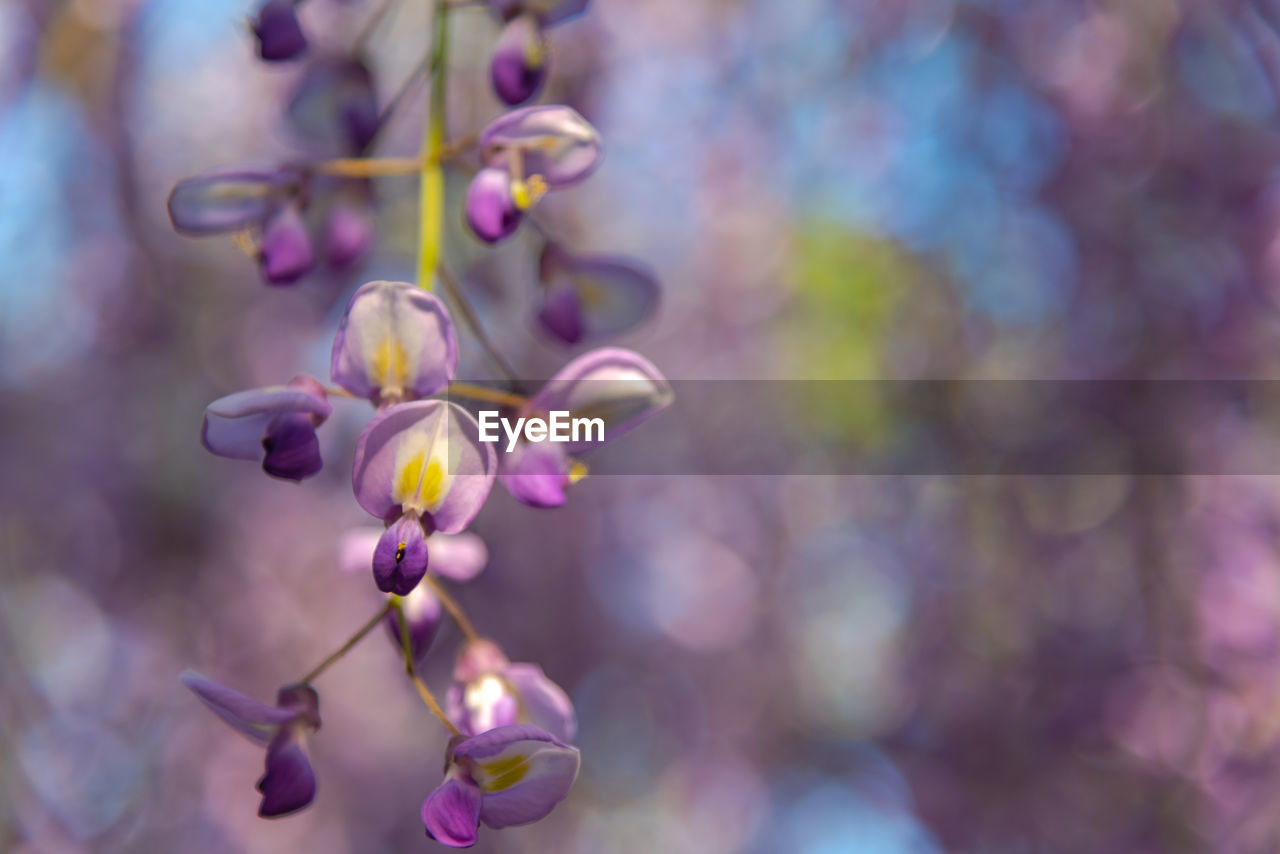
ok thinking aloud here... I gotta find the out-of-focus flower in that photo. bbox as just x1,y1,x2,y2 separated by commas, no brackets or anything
259,206,315,285
499,348,671,506
167,168,305,236
252,0,308,62
487,2,588,104
352,401,496,593
323,195,375,268
465,106,601,242
536,243,659,344
446,638,576,741
180,673,321,818
421,724,579,847
288,56,379,155
330,281,459,406
201,375,331,481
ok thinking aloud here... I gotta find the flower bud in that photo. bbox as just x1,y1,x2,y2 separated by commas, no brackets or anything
491,14,548,106
253,0,307,62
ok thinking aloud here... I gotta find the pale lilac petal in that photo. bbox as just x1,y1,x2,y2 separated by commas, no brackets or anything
504,663,577,743
352,401,497,533
422,772,483,848
499,441,570,508
452,674,520,736
452,725,580,829
257,729,317,818
465,167,522,243
167,170,282,235
330,281,458,402
538,246,659,343
536,0,589,25
180,671,294,745
372,515,430,595
524,348,672,453
478,106,601,188
491,14,548,106
454,639,511,683
428,533,489,582
338,528,382,575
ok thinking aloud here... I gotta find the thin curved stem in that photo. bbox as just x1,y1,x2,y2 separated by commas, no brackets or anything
393,597,461,735
437,264,521,384
317,157,424,178
299,601,393,684
420,574,480,644
446,382,527,408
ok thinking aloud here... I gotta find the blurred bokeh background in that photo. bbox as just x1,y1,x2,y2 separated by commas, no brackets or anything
8,0,1280,851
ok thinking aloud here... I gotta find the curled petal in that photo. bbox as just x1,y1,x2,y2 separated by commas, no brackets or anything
179,671,295,745
372,515,430,595
275,683,321,729
422,772,483,847
253,0,308,62
257,729,317,818
167,170,284,235
453,725,580,829
491,14,548,106
478,106,602,188
538,245,659,343
499,441,570,508
259,207,315,285
331,281,458,402
524,348,672,453
504,663,577,743
201,376,330,476
465,167,522,244
352,401,497,532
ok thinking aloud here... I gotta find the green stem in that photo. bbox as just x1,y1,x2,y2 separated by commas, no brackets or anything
415,0,450,291
299,601,393,684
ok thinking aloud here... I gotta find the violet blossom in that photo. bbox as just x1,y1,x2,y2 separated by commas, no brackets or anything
536,242,660,344
446,638,576,742
201,374,331,481
488,1,589,105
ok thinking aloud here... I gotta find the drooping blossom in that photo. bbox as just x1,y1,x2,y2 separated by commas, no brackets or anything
287,56,380,156
331,280,459,407
487,2,589,105
536,242,659,344
422,724,580,847
446,638,576,742
252,0,307,62
167,168,305,237
499,347,671,506
201,375,331,481
352,401,497,594
180,673,321,817
341,529,489,662
465,106,601,243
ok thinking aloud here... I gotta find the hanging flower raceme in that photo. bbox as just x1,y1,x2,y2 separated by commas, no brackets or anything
422,724,580,848
252,0,307,62
465,106,601,243
487,1,588,105
341,529,489,663
500,348,672,507
353,401,497,594
536,242,659,344
180,673,321,817
202,375,331,481
331,280,459,407
446,639,576,742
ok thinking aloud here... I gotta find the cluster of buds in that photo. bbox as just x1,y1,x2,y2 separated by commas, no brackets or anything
175,0,672,846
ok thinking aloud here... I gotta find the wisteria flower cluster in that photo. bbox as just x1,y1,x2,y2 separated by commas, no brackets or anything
171,0,671,846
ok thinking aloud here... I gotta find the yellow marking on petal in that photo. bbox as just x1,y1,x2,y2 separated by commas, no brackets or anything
232,230,258,258
568,459,589,484
479,754,530,792
370,334,410,391
511,175,548,211
396,451,427,506
575,275,606,309
524,38,544,69
420,458,446,509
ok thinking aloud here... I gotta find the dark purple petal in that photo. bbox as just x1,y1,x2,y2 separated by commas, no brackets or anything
491,15,548,106
524,348,672,453
503,663,576,743
422,772,483,847
274,683,321,730
201,376,330,466
351,401,497,533
259,207,315,285
538,245,660,342
465,167,522,244
451,725,580,829
385,579,443,663
179,671,295,745
167,171,281,235
330,281,458,402
261,412,323,481
288,57,379,154
253,0,307,62
324,201,374,268
535,284,584,344
498,441,570,508
478,106,601,188
257,729,317,818
372,515,430,595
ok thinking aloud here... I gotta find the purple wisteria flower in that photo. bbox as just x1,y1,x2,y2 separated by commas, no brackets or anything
352,401,497,594
499,347,671,506
536,242,659,344
446,639,576,742
488,3,588,105
422,724,580,847
201,374,331,481
288,56,380,155
252,0,307,62
167,168,305,237
259,206,314,285
341,529,489,662
180,672,321,817
331,281,459,406
466,106,601,243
